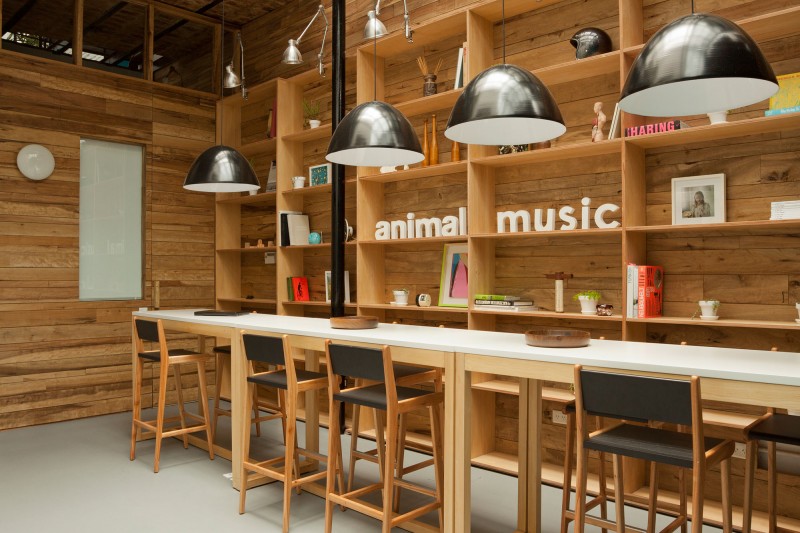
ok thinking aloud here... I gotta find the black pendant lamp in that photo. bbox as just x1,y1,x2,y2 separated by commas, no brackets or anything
183,0,259,193
327,2,423,167
619,12,778,117
445,0,565,145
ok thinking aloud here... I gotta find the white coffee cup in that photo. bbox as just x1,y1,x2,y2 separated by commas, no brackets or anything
292,176,306,189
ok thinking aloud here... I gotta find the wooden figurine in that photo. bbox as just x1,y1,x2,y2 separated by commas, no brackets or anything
430,114,439,165
422,119,429,167
451,140,461,162
546,271,573,313
592,101,606,142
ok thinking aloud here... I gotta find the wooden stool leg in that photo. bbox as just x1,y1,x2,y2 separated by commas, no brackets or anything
393,413,407,513
742,441,757,533
252,385,261,437
283,393,297,533
574,443,589,533
382,410,398,533
561,411,575,533
347,400,361,493
154,362,169,473
373,409,387,494
239,381,253,515
679,467,688,533
430,401,445,528
647,462,658,533
768,441,777,533
130,357,144,461
212,354,223,442
721,458,732,533
325,399,342,533
172,364,189,449
613,454,625,533
195,359,214,460
692,464,705,533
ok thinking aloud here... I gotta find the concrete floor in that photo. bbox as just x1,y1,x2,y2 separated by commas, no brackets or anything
0,404,722,532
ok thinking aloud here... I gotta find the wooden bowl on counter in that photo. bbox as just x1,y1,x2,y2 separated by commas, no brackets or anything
525,328,590,348
330,315,379,329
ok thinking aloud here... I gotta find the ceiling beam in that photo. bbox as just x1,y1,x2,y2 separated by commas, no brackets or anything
3,0,39,34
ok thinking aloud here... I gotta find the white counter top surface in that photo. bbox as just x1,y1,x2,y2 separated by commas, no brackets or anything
134,309,800,387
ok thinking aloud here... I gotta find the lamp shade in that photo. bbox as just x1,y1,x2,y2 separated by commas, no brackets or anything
327,101,423,167
445,64,566,145
223,64,241,88
283,39,303,64
183,145,260,193
619,13,778,116
364,11,387,40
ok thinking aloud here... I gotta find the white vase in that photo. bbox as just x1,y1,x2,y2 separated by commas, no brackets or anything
392,291,408,305
309,119,321,129
699,300,720,317
707,111,728,125
578,296,598,315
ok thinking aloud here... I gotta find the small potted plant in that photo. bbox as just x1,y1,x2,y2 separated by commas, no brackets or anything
392,288,409,305
303,99,321,129
698,299,720,320
573,290,601,315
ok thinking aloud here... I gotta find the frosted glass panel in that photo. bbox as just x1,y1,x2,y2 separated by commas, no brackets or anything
80,139,143,300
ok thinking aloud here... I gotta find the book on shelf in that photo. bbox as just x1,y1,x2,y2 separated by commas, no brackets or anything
287,214,310,246
278,210,301,246
637,265,664,318
454,47,464,90
625,120,688,138
265,160,277,191
608,103,621,140
626,263,638,318
286,277,294,301
474,299,534,306
770,200,800,220
289,276,310,301
474,294,521,301
766,72,800,117
478,305,539,312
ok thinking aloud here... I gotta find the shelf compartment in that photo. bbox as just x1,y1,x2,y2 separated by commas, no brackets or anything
624,112,800,150
470,309,623,321
281,242,357,250
534,51,620,87
217,246,277,253
471,228,623,240
626,219,800,236
359,303,469,314
216,191,277,206
282,183,333,197
282,300,358,309
240,137,277,158
217,298,277,306
471,139,622,168
395,88,464,117
627,316,800,330
359,160,468,183
358,11,467,58
359,235,468,246
283,124,332,143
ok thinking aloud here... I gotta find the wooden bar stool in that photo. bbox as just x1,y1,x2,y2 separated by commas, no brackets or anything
742,410,800,533
130,317,214,473
573,365,735,533
210,344,264,440
238,333,343,533
323,340,444,533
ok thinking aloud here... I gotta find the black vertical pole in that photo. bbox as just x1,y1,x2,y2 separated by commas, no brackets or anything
331,0,346,319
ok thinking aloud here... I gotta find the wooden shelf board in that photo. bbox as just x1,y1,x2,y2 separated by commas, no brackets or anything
535,51,620,86
359,160,468,183
470,0,561,23
217,246,277,253
359,303,469,314
624,112,800,149
471,139,621,168
394,88,464,117
216,191,277,206
282,300,358,309
626,219,800,235
470,309,623,321
240,137,277,158
472,379,519,395
472,451,520,476
737,4,800,43
282,182,333,197
282,242,357,250
359,236,468,246
627,316,800,330
282,124,332,143
217,298,276,305
471,228,622,240
358,11,467,58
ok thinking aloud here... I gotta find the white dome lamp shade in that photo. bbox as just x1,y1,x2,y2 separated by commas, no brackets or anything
17,144,55,181
619,13,778,117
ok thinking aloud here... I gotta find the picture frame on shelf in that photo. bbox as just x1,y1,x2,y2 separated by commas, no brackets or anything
671,173,726,225
438,243,468,307
309,162,332,186
324,270,351,303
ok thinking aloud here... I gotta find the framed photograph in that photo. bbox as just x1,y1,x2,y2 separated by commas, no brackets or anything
671,173,726,225
309,163,332,186
439,243,469,307
324,270,351,303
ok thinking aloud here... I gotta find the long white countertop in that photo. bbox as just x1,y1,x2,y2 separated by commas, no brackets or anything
134,309,800,387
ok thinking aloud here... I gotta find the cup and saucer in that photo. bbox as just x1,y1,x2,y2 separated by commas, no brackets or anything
699,315,719,321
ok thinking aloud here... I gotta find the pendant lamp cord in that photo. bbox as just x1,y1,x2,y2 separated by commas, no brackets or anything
502,0,506,63
220,0,225,142
691,0,695,13
373,0,378,101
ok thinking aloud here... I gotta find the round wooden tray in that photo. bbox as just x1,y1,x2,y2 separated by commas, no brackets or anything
525,328,590,348
330,315,379,329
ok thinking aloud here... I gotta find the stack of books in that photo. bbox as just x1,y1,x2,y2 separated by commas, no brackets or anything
770,200,800,220
626,264,664,318
473,294,537,312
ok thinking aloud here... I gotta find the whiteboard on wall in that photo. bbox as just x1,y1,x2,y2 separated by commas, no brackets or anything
79,139,144,301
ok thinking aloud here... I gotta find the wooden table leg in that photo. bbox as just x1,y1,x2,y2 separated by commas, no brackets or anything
518,378,542,532
304,348,320,469
231,330,246,490
453,353,471,533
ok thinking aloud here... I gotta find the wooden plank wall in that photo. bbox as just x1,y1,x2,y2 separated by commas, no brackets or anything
0,50,217,430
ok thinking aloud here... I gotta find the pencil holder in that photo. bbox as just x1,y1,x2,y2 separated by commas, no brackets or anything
423,74,437,96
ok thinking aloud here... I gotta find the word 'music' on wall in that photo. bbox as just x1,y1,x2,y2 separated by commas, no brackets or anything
373,199,620,240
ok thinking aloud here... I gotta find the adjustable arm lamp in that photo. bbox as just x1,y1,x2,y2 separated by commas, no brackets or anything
223,32,248,100
282,4,329,77
368,0,413,42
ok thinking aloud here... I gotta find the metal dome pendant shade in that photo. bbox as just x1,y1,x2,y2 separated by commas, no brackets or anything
445,64,566,145
184,145,260,193
619,13,778,117
327,101,424,166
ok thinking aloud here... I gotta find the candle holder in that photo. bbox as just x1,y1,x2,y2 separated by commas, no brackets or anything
423,74,438,96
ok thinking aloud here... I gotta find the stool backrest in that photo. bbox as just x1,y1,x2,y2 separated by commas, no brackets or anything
242,334,285,366
326,343,386,382
135,319,161,343
578,369,693,426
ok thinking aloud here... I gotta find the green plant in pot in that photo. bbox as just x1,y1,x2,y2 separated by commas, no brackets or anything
303,99,321,129
573,290,601,315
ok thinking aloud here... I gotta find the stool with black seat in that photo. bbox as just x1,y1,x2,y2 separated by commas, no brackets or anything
573,365,735,533
210,344,265,441
130,317,215,473
238,333,343,533
323,340,444,533
742,410,800,533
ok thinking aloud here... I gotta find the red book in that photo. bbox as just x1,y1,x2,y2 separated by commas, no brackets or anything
637,265,664,318
291,276,310,302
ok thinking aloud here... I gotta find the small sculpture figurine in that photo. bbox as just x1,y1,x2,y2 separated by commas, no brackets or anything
570,27,612,59
592,102,606,143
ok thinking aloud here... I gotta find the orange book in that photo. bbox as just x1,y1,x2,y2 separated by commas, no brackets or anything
637,265,664,318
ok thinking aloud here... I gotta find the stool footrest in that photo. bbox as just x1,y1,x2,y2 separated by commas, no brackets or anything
351,449,380,463
584,513,644,533
390,501,441,527
393,477,436,498
399,457,434,476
